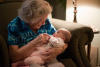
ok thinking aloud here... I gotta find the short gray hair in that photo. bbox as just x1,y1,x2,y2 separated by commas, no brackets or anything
18,0,52,23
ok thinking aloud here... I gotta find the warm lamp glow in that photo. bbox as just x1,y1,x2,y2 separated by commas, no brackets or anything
66,5,100,25
66,7,74,22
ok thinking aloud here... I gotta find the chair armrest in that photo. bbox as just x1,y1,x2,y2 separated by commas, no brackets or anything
51,18,94,43
0,35,10,67
51,18,94,67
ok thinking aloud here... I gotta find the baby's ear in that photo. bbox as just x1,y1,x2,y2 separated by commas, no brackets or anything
65,34,71,43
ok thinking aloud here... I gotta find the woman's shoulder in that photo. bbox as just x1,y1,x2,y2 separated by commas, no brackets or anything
8,17,23,32
8,17,21,26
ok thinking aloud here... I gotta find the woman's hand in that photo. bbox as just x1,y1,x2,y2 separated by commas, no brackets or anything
12,61,29,67
40,43,68,62
40,48,59,62
30,33,50,47
40,33,50,44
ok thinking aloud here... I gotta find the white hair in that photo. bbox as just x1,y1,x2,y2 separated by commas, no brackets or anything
18,0,52,23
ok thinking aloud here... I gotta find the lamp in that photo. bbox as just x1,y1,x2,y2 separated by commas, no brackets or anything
72,0,77,23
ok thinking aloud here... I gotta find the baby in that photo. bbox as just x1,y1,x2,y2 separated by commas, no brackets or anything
24,28,71,67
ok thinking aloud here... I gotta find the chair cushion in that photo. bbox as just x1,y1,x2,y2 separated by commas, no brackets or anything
0,35,10,67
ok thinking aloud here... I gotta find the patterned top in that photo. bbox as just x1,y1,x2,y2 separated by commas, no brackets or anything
8,17,56,47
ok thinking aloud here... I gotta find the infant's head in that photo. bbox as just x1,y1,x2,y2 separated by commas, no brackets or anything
53,28,71,43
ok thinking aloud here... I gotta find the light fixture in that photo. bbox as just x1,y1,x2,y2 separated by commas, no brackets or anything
72,0,77,23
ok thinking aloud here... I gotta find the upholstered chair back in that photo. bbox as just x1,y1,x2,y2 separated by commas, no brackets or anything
0,2,22,39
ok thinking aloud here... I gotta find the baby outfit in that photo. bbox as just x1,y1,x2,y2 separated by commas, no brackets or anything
29,36,65,67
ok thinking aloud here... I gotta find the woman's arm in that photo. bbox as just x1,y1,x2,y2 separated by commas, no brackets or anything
49,43,68,57
9,40,37,62
40,43,68,62
9,34,50,62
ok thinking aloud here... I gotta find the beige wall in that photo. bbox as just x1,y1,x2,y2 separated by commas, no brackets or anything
66,0,100,47
66,0,100,28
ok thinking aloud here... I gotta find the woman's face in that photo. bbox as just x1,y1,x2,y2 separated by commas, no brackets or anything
29,15,48,31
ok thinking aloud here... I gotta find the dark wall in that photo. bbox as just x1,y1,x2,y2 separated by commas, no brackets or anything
46,0,67,20
0,0,67,20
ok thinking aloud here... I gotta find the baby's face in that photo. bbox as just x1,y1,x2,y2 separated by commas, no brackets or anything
53,30,65,41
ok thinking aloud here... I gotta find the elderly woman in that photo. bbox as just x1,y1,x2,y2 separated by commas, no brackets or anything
8,0,70,67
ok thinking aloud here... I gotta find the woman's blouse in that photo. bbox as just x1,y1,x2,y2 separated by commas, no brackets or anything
8,17,56,47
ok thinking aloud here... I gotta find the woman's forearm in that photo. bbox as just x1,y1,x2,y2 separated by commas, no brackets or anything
9,34,50,62
9,41,38,62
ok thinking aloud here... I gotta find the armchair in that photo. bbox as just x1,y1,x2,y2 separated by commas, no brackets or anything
0,1,94,67
52,19,94,67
